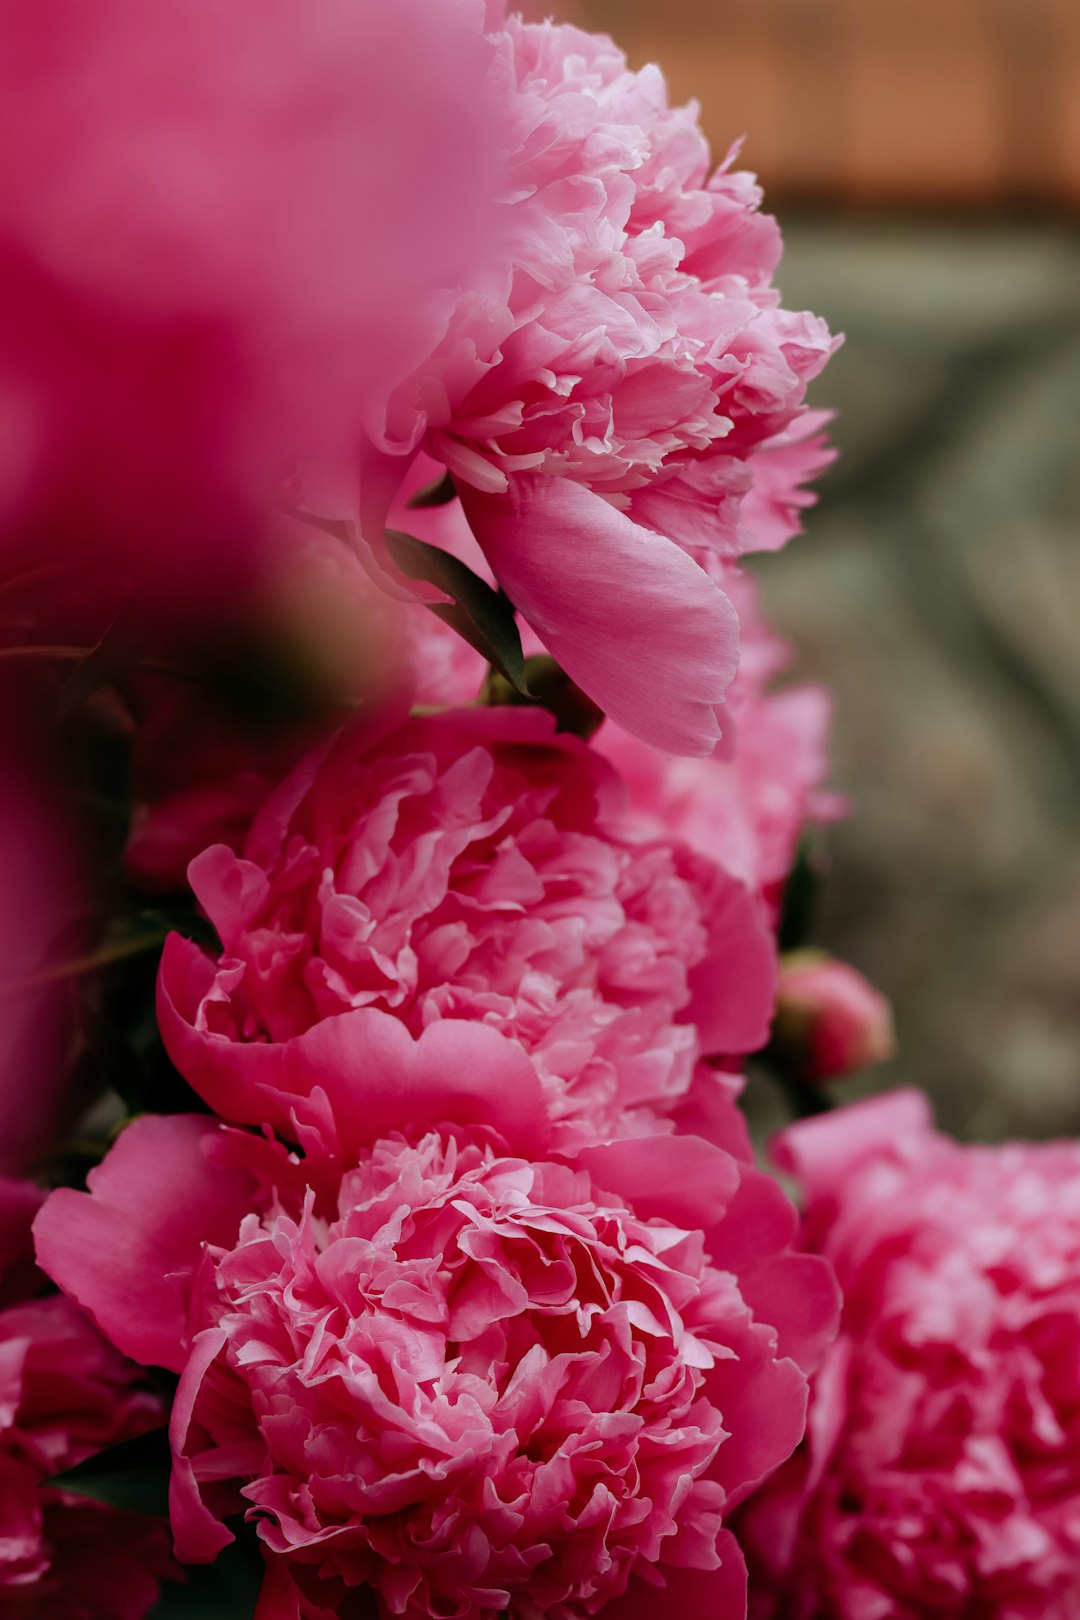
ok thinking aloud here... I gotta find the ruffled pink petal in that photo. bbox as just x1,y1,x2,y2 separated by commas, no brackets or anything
157,942,550,1160
460,474,739,756
169,1328,235,1562
33,1114,256,1371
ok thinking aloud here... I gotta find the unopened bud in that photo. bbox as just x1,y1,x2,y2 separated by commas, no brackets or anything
773,950,895,1082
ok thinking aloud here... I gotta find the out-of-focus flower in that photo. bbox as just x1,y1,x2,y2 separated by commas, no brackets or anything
772,951,895,1083
0,1176,173,1618
594,572,843,913
741,1090,1080,1620
35,1032,838,1619
156,706,777,1150
359,18,837,756
123,518,416,894
0,738,86,1173
0,0,502,619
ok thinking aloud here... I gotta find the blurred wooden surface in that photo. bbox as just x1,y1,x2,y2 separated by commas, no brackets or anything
566,0,1080,207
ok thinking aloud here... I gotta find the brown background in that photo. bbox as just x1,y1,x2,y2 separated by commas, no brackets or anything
566,0,1080,208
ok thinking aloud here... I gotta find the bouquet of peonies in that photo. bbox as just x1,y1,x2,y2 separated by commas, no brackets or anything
0,4,1069,1619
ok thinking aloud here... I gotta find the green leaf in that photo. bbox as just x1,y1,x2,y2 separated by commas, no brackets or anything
777,834,821,954
406,470,457,509
149,1535,265,1620
484,654,605,741
49,1426,171,1516
384,530,528,695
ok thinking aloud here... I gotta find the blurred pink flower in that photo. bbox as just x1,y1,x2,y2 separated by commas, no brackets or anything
0,1176,173,1619
742,1091,1080,1619
0,0,502,618
0,741,86,1172
36,1041,837,1619
156,706,777,1150
124,518,417,894
773,952,895,1082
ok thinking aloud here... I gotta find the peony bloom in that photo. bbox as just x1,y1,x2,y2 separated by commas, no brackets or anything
35,1025,838,1620
156,705,777,1149
772,952,895,1083
0,1176,173,1618
359,16,838,755
594,571,843,912
741,1090,1080,1619
0,0,502,618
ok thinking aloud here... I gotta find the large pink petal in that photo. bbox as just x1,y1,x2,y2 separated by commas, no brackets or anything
685,870,777,1056
33,1114,256,1371
460,474,739,756
253,1556,305,1620
157,941,550,1160
575,1133,740,1231
705,1167,840,1376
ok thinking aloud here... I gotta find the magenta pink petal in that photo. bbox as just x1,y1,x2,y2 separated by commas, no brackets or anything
33,1114,255,1371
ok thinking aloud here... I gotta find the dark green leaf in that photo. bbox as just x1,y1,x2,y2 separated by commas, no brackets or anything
384,530,528,694
484,654,605,741
149,1533,265,1620
49,1426,171,1516
406,470,457,509
777,834,821,953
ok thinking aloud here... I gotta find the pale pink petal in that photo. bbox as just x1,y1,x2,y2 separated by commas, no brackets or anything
461,474,739,755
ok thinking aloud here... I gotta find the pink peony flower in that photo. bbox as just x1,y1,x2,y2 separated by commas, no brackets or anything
0,0,502,617
35,1029,838,1620
156,706,777,1150
772,952,895,1083
594,571,843,911
741,1090,1080,1619
354,17,838,756
0,1175,174,1618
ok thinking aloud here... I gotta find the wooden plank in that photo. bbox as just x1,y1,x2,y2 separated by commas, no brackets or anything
565,0,1079,207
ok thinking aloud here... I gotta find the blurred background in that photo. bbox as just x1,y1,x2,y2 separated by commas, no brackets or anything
566,0,1080,1139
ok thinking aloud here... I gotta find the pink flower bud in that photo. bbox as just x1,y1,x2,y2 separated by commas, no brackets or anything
774,950,895,1081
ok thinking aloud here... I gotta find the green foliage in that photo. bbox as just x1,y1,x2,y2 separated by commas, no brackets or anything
385,529,528,694
483,654,605,741
149,1533,266,1620
49,1426,171,1516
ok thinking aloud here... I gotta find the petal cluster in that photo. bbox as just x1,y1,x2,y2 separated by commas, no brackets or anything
36,1079,837,1620
742,1091,1080,1619
158,707,777,1147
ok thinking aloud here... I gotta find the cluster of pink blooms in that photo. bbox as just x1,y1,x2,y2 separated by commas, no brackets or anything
742,1091,1080,1619
0,3,1071,1620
